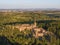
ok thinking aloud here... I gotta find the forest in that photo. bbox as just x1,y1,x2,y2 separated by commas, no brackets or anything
0,11,60,45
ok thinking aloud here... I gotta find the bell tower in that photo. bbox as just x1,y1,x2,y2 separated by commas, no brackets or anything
34,17,37,27
32,13,37,27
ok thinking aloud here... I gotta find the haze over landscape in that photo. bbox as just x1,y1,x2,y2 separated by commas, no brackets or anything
0,0,60,45
0,0,60,9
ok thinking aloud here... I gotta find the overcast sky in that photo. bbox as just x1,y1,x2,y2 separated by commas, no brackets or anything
0,0,60,9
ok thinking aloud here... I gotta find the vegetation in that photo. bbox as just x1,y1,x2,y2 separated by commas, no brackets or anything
0,11,60,45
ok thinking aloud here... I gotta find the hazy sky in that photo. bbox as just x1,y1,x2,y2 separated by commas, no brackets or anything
0,0,60,9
